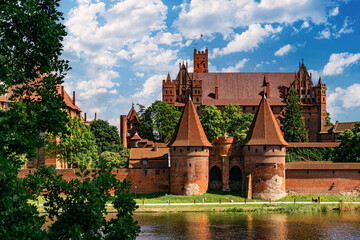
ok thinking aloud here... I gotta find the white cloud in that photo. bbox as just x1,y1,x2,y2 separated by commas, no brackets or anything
316,17,353,39
327,84,360,117
301,21,310,29
322,52,360,76
212,24,282,57
132,74,166,99
274,44,293,56
174,0,332,39
329,7,339,17
135,72,144,78
308,69,321,82
335,17,353,38
316,28,331,39
221,58,249,72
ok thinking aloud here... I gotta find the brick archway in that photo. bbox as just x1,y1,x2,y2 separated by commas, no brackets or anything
229,166,242,191
209,166,222,190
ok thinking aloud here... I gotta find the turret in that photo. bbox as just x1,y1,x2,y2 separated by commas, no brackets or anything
194,49,208,73
168,96,212,195
243,95,288,200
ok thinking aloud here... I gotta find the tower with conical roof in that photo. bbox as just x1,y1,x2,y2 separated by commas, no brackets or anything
243,95,288,200
168,97,212,195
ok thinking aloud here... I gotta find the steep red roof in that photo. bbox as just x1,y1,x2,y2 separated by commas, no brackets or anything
193,72,295,106
244,96,288,146
130,132,142,140
169,99,212,147
126,105,139,121
1,85,81,112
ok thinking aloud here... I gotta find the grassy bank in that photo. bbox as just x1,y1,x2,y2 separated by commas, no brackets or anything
133,203,360,213
132,191,360,204
32,191,360,214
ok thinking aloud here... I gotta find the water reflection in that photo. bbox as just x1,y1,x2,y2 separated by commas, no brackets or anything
132,212,360,240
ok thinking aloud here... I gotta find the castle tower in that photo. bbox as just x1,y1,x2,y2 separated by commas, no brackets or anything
315,77,327,140
168,97,212,195
194,49,208,73
120,105,140,148
162,73,176,106
243,95,288,200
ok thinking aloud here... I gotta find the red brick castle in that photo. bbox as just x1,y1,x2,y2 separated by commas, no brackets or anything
163,49,327,141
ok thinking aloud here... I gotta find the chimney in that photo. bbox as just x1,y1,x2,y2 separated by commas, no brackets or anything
215,87,219,99
73,91,76,105
267,83,270,99
153,146,158,152
95,112,97,121
61,86,64,98
84,113,87,122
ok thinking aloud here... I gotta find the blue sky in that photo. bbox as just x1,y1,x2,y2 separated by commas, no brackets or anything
59,0,360,127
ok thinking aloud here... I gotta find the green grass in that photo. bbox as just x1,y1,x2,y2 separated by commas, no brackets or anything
133,203,346,213
132,191,360,204
278,195,360,203
133,191,260,204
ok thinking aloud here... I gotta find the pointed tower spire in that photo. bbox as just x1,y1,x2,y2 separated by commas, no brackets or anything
166,73,171,81
318,77,322,85
169,98,212,147
244,98,288,146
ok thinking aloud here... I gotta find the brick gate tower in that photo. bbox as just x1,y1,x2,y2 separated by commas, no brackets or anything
243,95,288,200
168,97,212,195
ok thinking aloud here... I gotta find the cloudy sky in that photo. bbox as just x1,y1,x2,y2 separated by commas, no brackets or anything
59,0,360,127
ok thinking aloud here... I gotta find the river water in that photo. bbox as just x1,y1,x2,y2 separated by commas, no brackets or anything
133,212,360,240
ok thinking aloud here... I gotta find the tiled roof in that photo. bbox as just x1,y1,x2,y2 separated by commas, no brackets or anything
192,72,295,106
320,121,358,134
334,121,357,133
130,132,142,140
243,96,288,146
286,161,360,170
1,85,81,112
130,147,169,160
169,99,212,147
126,105,138,120
287,142,340,148
57,86,81,112
319,125,333,134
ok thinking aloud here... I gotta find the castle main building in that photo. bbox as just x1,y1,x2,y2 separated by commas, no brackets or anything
162,49,327,141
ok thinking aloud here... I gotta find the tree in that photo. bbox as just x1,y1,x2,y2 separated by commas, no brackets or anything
333,122,360,162
0,0,70,161
325,111,333,126
26,165,140,239
90,119,124,154
139,101,181,142
47,115,98,168
99,151,130,169
221,104,254,143
280,88,308,142
200,105,224,143
0,155,46,239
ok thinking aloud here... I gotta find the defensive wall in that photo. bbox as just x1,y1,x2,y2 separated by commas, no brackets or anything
18,168,169,194
19,160,360,196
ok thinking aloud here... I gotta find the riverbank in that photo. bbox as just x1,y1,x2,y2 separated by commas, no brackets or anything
34,191,360,214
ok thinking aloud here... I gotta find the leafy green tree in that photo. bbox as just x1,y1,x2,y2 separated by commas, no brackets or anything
325,111,333,126
27,165,140,239
139,101,181,142
0,0,69,160
90,119,124,154
99,151,130,169
47,115,98,168
222,104,254,143
0,155,46,239
200,105,224,143
280,88,308,142
333,122,360,162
